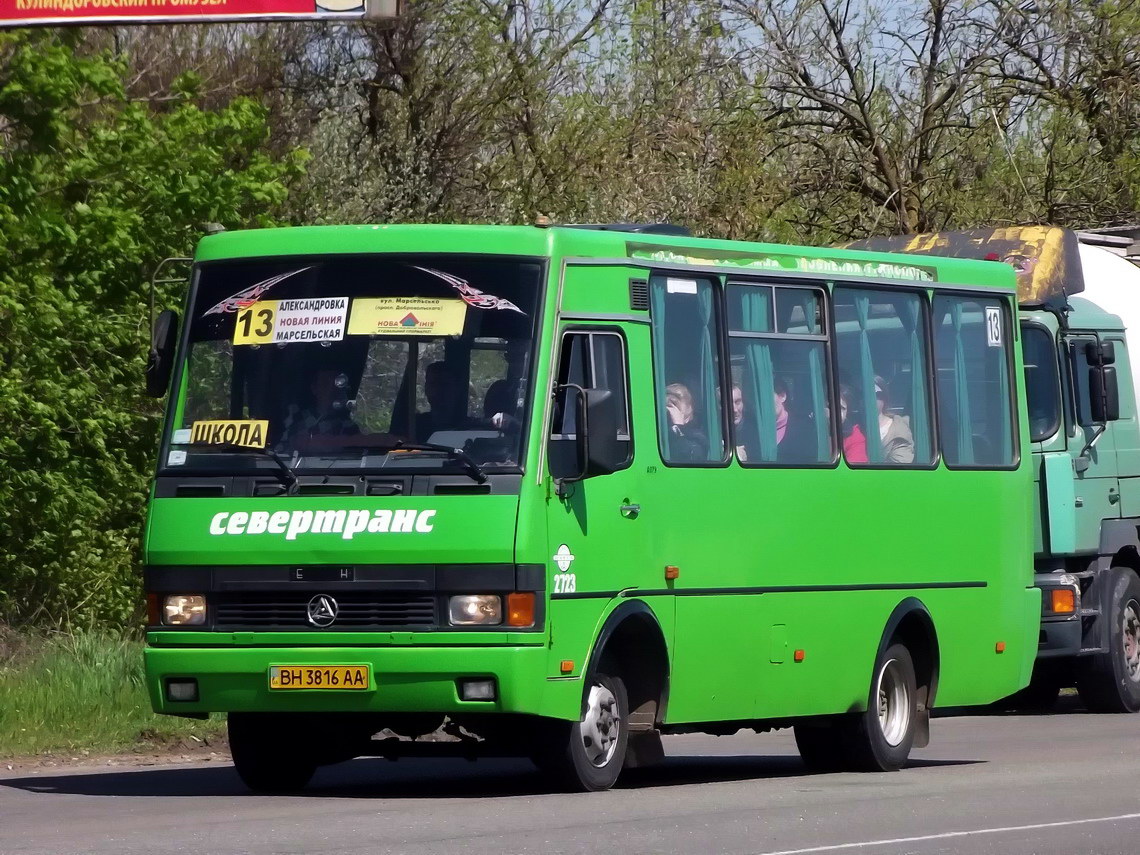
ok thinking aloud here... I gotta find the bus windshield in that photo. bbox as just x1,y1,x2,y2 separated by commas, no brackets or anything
162,255,543,476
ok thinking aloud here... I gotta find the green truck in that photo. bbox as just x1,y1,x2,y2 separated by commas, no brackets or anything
849,227,1140,713
142,223,1040,792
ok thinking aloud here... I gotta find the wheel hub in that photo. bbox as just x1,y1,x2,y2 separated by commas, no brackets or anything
876,658,912,747
1122,600,1140,683
580,683,620,767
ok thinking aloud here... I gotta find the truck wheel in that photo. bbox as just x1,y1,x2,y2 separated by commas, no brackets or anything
793,722,846,772
1077,568,1140,713
533,670,629,791
843,643,918,771
228,713,317,793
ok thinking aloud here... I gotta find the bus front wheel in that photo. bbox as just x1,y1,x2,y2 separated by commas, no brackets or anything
533,669,630,791
228,713,317,793
844,642,918,772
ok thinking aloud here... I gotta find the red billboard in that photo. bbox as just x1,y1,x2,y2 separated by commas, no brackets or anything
0,0,371,26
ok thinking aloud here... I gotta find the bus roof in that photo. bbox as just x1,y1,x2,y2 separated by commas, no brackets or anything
194,224,1016,292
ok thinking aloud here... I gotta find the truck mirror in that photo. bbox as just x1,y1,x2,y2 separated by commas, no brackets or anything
146,309,179,398
1085,340,1116,366
1089,366,1120,423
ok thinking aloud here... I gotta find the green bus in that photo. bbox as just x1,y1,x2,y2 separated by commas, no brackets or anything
142,223,1039,792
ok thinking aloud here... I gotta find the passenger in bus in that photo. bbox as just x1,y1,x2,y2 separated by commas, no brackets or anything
874,375,915,464
665,382,708,462
279,368,361,448
416,361,470,440
839,384,868,463
732,384,759,462
774,377,816,462
483,341,528,431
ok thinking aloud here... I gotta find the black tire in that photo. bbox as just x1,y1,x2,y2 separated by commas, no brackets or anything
532,670,629,792
228,713,317,794
843,643,918,772
793,722,847,773
1077,568,1140,714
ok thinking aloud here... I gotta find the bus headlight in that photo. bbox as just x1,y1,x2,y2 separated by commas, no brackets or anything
448,595,502,626
162,595,206,626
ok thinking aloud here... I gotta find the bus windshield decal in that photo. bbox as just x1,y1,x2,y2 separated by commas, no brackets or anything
202,267,312,316
411,266,526,314
627,242,937,283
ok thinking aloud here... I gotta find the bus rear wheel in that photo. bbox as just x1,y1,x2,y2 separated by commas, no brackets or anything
1077,568,1140,713
844,643,918,772
228,713,317,794
533,670,629,792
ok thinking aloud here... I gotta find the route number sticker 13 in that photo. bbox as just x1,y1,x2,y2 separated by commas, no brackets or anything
986,306,1002,347
234,303,276,344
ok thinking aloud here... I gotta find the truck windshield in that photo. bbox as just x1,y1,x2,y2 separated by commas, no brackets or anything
162,256,543,476
1022,324,1062,442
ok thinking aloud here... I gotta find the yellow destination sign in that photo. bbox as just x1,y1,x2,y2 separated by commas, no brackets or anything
348,297,466,337
189,419,269,449
233,297,349,346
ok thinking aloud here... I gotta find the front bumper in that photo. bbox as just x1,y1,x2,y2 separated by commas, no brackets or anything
145,642,569,718
1036,615,1082,659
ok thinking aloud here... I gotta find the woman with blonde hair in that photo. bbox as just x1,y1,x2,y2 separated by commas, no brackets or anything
665,382,708,462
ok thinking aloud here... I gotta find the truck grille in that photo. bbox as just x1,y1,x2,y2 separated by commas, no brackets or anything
212,592,437,629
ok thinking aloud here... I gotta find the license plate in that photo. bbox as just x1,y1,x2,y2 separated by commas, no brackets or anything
269,665,371,690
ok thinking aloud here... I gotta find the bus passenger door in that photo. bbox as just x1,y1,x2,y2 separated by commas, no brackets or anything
545,327,656,682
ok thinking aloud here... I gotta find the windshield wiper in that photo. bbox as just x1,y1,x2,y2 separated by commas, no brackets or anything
189,442,298,493
391,441,488,484
261,447,299,493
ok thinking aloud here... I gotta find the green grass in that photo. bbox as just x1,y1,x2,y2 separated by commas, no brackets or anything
0,629,224,758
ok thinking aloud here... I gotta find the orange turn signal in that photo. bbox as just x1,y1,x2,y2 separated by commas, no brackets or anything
560,660,574,674
995,641,1006,654
1051,588,1076,614
664,565,680,580
506,592,536,627
793,649,805,663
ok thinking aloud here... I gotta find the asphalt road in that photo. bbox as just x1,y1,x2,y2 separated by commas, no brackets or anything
2,701,1139,855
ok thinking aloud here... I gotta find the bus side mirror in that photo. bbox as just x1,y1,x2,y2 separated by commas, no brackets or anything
583,388,622,477
146,309,179,398
1090,366,1120,423
550,385,624,493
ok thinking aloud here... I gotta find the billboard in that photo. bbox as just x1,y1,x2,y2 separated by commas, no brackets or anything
0,0,392,26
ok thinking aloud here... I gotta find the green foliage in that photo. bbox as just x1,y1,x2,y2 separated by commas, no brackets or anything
0,628,222,755
0,31,301,628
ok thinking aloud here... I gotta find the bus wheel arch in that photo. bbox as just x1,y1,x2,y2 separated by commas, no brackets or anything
839,598,938,770
532,601,668,790
879,598,940,748
583,599,671,733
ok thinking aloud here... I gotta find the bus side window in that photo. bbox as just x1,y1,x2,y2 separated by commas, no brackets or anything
933,295,1017,467
833,287,934,466
727,282,833,466
649,276,727,465
549,331,633,478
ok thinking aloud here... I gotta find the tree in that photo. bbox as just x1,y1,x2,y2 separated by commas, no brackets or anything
0,30,301,627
